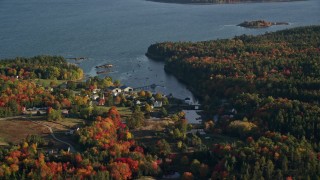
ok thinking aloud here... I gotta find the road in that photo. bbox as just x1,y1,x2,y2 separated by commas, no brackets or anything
0,115,77,153
31,120,77,153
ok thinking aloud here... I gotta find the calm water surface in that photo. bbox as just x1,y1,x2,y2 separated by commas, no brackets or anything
0,0,319,101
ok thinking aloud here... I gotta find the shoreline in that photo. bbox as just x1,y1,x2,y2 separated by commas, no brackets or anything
146,0,305,5
146,52,204,102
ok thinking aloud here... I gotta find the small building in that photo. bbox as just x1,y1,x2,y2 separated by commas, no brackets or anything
107,87,122,96
61,109,69,115
121,86,133,93
92,88,101,94
231,108,238,114
184,97,192,105
91,94,99,100
153,101,162,108
136,100,141,105
112,88,122,93
45,87,54,92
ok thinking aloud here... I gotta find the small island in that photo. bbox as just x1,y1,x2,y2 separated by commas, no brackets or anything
238,20,289,28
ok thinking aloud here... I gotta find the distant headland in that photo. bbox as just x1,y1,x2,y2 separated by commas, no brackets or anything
147,0,304,4
238,20,289,28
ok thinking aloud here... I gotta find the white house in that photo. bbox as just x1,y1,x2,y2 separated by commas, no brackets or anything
112,88,122,93
91,94,99,100
231,108,238,114
121,86,133,93
108,87,122,96
184,97,192,105
153,101,162,108
61,109,69,115
136,100,141,105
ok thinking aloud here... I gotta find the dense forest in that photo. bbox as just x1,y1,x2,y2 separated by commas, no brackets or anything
147,26,320,104
146,26,320,178
0,56,83,80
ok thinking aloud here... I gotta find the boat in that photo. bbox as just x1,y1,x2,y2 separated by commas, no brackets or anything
95,64,113,69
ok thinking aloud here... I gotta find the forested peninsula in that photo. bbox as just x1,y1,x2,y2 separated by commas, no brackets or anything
146,26,320,178
148,0,304,4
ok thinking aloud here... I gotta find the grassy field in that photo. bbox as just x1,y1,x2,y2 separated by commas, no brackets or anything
0,118,49,145
45,118,86,131
132,118,171,147
0,116,86,150
44,118,87,151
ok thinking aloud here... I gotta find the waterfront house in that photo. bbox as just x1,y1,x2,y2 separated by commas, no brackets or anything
107,87,122,96
184,97,192,105
121,86,133,93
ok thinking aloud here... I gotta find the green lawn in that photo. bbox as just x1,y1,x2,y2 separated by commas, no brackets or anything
54,118,87,128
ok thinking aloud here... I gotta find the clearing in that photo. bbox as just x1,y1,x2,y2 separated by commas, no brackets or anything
132,118,172,147
0,116,86,151
0,117,49,146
